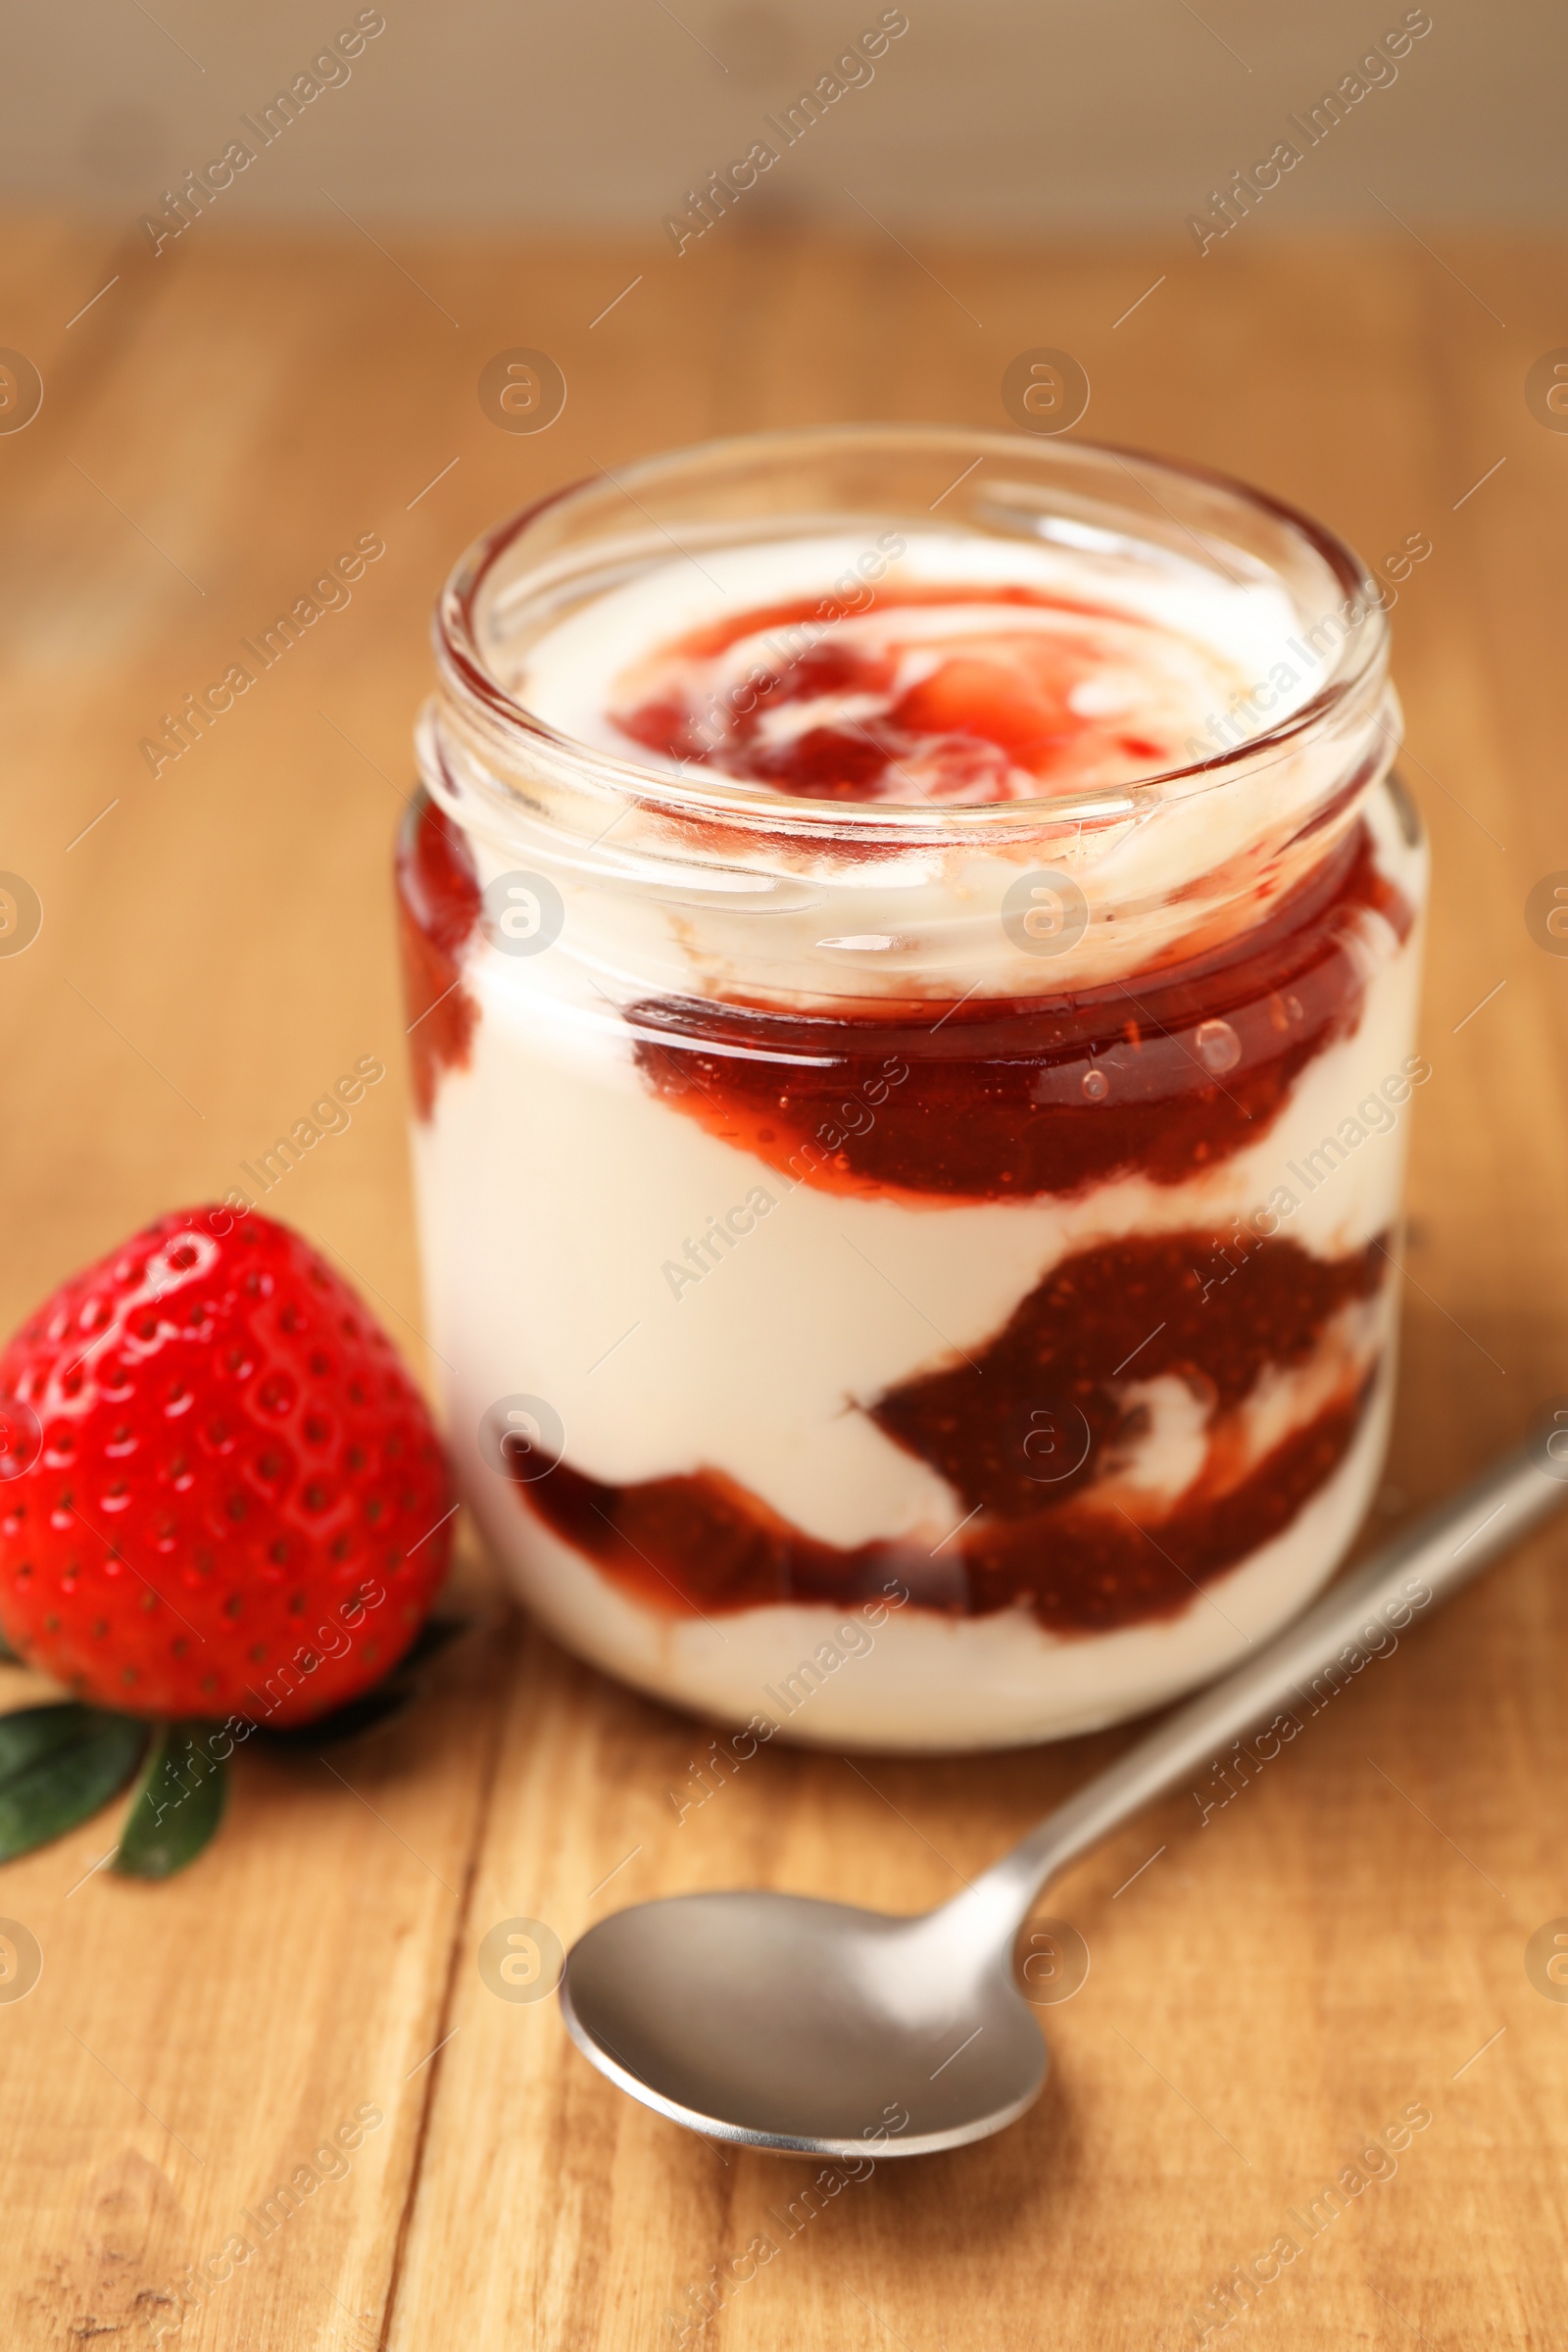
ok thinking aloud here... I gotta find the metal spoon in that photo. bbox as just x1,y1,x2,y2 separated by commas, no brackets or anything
560,1445,1565,2159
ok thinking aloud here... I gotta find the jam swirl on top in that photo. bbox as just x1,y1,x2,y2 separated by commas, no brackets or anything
609,581,1247,806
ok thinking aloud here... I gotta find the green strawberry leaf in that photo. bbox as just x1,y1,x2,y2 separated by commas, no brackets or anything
0,1628,22,1666
0,1704,148,1862
258,1615,470,1750
0,1617,468,1876
113,1720,229,1880
0,1701,100,1783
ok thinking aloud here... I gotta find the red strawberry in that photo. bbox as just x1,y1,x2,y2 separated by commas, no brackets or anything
0,1209,454,1726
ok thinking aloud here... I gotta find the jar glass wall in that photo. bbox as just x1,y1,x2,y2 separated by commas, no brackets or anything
398,425,1427,1751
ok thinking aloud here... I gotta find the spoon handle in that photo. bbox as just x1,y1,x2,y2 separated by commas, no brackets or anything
963,1444,1566,1936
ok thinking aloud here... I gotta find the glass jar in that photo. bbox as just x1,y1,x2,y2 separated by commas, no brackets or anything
398,425,1426,1752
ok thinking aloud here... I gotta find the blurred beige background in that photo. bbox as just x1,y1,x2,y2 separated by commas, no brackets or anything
9,0,1565,229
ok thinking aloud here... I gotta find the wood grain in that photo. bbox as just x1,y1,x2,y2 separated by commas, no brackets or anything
0,215,1565,2350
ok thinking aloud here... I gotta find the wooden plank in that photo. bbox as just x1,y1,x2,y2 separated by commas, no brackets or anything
0,217,1563,2349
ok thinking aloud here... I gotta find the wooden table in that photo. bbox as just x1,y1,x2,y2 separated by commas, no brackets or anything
2,214,1565,2350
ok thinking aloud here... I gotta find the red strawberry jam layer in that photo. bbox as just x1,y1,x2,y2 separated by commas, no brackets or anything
397,798,481,1122
396,794,1411,1201
608,582,1243,805
624,816,1411,1202
515,1227,1386,1634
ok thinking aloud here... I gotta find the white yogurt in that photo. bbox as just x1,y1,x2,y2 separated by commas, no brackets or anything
412,520,1425,1749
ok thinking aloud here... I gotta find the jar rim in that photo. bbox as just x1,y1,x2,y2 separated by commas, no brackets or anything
431,422,1391,845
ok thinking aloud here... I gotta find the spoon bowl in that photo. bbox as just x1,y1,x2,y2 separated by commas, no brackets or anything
561,1887,1046,2156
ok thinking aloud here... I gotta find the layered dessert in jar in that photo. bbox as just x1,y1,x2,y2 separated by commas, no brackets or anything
398,427,1426,1750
